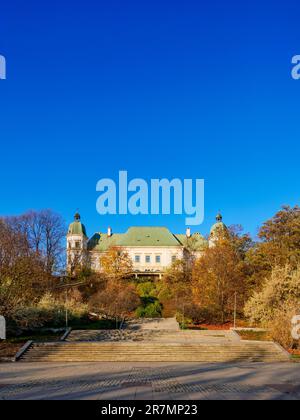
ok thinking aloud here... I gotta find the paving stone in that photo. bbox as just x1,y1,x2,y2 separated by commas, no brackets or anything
1,364,299,400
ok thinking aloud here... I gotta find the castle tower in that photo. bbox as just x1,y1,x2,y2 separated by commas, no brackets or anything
67,213,88,272
209,212,229,247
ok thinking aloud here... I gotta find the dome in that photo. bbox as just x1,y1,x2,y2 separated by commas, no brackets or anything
68,213,87,237
210,213,228,238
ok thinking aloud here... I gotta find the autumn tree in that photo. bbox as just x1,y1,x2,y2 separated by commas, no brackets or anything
89,281,140,325
99,247,133,281
159,259,192,317
258,205,300,265
67,251,90,278
7,209,66,274
192,239,248,323
228,225,254,258
0,219,49,316
245,265,300,349
246,206,300,288
244,265,300,325
89,247,138,322
0,209,67,318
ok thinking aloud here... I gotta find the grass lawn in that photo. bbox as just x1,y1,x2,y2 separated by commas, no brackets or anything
289,349,300,359
291,355,300,363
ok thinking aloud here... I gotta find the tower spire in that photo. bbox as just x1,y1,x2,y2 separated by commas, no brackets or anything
74,209,81,221
216,211,223,222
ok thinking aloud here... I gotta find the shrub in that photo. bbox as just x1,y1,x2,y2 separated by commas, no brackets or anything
136,300,162,318
135,306,146,318
176,312,192,330
10,292,89,331
176,304,224,325
184,304,224,324
89,281,140,320
244,265,300,350
136,281,157,297
245,265,300,324
11,306,50,330
268,303,300,349
143,301,162,317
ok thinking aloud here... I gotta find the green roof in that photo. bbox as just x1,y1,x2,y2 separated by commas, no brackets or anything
173,234,187,244
87,227,208,251
68,221,87,237
119,227,181,247
174,233,208,251
88,233,123,251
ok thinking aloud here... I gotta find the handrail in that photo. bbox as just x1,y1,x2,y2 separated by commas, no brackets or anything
119,318,126,330
14,340,33,362
60,327,72,341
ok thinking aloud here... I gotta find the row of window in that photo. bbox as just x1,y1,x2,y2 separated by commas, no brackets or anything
68,241,81,250
134,255,177,264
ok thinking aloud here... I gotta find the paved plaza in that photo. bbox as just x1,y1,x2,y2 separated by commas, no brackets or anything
1,319,298,400
0,361,299,400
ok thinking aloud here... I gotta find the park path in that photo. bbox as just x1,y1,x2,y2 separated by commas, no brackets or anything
125,317,180,331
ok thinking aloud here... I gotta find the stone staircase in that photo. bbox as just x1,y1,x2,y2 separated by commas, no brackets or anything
17,319,291,363
19,339,289,363
66,329,239,344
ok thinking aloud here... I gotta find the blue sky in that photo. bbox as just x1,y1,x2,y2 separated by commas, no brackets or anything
0,0,299,238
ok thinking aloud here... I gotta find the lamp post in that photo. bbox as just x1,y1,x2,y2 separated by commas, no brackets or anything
65,289,68,329
233,292,237,329
53,279,86,329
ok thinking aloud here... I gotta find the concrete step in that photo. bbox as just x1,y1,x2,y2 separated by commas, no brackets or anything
19,341,290,363
66,329,238,343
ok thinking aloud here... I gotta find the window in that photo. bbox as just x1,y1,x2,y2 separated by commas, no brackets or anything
75,241,81,249
155,255,161,264
135,255,140,263
145,255,151,264
172,255,177,263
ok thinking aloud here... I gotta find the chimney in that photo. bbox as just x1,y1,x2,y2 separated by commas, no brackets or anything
186,227,191,238
107,226,112,237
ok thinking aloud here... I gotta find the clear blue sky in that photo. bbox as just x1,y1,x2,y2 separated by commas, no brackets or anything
0,0,299,238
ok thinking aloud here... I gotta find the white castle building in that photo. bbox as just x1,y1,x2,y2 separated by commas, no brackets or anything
67,213,228,278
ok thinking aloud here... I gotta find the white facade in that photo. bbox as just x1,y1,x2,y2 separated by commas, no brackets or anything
86,246,184,277
123,246,184,274
67,213,227,276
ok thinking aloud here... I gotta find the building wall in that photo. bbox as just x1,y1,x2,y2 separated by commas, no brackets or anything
124,246,184,273
67,234,87,269
89,246,184,274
